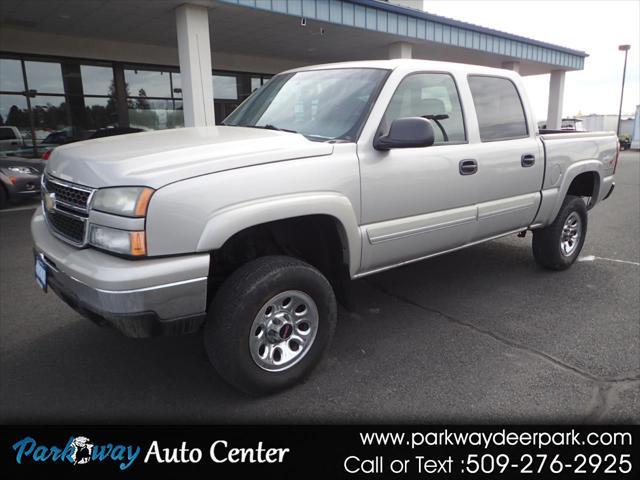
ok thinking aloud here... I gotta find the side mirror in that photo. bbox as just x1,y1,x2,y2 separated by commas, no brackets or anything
374,117,435,151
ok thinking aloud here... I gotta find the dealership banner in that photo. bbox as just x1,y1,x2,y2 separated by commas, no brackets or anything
1,425,638,477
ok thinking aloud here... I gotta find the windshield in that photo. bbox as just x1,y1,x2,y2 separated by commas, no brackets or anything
223,68,388,141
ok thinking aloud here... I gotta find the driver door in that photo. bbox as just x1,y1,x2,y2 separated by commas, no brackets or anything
358,72,480,272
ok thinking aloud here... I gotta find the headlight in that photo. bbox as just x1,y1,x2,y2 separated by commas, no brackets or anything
89,224,146,256
7,166,36,174
91,186,154,217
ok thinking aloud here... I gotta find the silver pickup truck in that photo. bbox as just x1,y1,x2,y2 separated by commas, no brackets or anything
32,59,618,394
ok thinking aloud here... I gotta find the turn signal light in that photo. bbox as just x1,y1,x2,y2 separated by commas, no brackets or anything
134,188,154,217
130,231,147,256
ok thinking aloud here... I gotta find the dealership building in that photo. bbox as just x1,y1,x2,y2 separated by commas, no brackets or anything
0,0,588,144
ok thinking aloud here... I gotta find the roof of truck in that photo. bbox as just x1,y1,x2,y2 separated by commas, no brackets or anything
284,59,522,78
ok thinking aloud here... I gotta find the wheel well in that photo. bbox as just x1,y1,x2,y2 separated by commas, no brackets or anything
207,215,350,305
566,171,599,207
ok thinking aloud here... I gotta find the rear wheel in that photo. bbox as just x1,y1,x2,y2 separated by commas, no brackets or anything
204,255,337,395
532,195,587,270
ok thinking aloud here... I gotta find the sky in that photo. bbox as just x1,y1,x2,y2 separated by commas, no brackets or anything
413,0,640,121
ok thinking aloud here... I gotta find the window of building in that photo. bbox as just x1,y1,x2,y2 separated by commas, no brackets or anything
125,68,172,98
468,75,528,141
25,61,65,94
382,73,466,144
0,59,25,92
0,54,274,153
80,65,114,96
124,67,183,130
213,75,238,100
78,65,118,130
0,59,30,141
251,76,262,93
22,60,71,142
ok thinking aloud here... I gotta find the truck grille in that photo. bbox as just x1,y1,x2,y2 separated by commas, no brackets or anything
46,210,86,244
42,174,95,246
43,175,92,210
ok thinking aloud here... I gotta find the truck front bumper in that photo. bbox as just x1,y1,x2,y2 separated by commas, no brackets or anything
31,208,210,338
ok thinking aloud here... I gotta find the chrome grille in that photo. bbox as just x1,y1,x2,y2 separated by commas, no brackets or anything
42,174,95,246
43,175,92,211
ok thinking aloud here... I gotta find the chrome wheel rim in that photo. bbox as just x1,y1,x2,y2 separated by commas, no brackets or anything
249,290,319,372
560,212,581,256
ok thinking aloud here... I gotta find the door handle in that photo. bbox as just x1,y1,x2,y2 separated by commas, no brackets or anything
459,159,478,175
521,154,536,167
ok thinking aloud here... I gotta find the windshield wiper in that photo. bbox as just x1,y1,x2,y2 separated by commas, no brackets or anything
238,124,334,142
246,124,299,134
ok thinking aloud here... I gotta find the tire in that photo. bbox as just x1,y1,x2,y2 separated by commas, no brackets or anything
204,255,337,395
532,195,587,270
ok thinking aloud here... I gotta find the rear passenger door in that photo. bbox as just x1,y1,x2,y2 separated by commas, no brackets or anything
466,75,544,240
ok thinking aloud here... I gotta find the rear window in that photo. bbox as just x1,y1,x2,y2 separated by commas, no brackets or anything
468,76,528,141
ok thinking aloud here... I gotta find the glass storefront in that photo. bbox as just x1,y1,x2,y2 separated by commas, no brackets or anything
124,67,184,131
0,53,272,156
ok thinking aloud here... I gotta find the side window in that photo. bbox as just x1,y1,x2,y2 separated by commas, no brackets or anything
0,127,17,140
382,73,466,144
468,76,528,141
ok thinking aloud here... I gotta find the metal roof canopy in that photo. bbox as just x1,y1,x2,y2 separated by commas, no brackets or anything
215,0,587,75
0,0,587,76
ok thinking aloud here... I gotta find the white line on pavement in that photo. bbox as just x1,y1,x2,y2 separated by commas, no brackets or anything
578,255,640,266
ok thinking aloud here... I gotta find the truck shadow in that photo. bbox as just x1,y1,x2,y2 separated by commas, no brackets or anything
2,235,619,423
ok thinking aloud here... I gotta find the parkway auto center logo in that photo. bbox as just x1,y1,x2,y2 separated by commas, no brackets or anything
10,435,290,471
12,435,141,470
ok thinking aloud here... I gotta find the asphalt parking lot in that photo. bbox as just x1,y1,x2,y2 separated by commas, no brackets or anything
1,151,638,424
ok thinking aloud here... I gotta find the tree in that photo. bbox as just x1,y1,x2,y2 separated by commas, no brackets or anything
135,88,150,110
6,104,30,129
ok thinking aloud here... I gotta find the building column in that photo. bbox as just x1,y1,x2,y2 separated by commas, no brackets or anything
175,4,215,127
501,61,520,73
546,70,566,130
388,41,413,59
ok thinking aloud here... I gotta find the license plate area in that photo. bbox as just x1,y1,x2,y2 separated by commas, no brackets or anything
35,254,47,292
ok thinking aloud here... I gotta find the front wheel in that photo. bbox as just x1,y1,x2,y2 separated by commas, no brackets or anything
204,255,337,395
532,195,587,270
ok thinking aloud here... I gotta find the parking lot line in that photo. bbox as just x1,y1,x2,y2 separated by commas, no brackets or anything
578,255,640,266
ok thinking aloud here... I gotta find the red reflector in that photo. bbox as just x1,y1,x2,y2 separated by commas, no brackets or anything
42,149,52,160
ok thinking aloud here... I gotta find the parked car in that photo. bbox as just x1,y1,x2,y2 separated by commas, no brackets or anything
40,129,75,146
618,134,631,151
0,156,42,209
0,126,25,152
8,127,144,160
7,145,55,160
31,60,618,395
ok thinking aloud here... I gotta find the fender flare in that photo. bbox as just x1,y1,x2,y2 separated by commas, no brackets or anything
542,160,602,224
196,192,362,276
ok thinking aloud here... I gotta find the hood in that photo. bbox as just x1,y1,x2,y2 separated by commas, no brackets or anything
46,126,334,189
